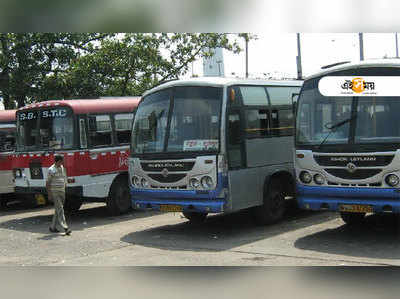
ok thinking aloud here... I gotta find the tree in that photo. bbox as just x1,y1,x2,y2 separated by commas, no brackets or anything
64,33,249,97
0,33,254,107
0,33,112,108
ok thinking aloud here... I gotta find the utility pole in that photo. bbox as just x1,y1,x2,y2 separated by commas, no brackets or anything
245,35,249,78
296,33,303,80
359,33,364,61
396,33,399,58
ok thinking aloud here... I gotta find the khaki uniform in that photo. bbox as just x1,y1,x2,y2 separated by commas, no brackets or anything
47,164,68,230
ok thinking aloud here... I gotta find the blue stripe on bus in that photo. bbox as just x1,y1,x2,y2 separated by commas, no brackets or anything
296,184,400,213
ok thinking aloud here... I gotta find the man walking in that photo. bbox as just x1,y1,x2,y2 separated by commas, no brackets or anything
47,155,71,235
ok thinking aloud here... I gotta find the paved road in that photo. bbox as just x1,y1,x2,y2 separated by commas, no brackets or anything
1,200,400,265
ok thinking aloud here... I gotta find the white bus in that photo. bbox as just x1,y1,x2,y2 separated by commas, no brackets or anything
295,59,400,225
129,77,302,224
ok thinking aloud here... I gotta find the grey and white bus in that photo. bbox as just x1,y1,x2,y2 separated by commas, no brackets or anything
129,77,302,224
295,59,400,225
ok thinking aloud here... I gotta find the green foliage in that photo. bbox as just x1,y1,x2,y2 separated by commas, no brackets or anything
0,33,252,108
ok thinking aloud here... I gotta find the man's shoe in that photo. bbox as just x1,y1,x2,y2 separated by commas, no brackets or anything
49,227,59,233
64,228,71,236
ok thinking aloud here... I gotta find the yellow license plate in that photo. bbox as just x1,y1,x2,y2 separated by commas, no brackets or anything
160,204,183,212
35,194,46,205
339,204,373,213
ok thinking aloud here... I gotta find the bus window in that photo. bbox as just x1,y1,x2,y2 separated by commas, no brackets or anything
244,109,270,138
227,111,244,169
270,109,294,136
267,86,299,106
0,126,15,152
89,114,112,147
17,111,38,150
267,86,300,136
240,86,268,106
115,113,134,145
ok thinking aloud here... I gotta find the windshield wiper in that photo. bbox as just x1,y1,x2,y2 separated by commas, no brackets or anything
318,115,357,149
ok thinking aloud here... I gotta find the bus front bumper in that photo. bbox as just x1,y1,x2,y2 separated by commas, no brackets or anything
131,188,227,213
297,184,400,213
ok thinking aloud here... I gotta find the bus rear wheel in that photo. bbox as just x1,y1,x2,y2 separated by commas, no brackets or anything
64,196,83,214
183,212,208,224
107,176,132,216
340,212,365,226
254,179,286,225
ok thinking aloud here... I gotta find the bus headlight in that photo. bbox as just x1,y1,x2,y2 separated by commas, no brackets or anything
386,174,400,187
201,176,213,189
141,178,149,188
314,174,325,185
299,171,312,184
189,178,200,189
132,176,140,187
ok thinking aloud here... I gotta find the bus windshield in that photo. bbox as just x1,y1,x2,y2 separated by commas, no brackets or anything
132,86,222,154
296,76,400,148
16,108,75,151
0,124,16,152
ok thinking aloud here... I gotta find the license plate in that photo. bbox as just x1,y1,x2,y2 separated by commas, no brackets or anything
339,204,373,213
160,204,183,212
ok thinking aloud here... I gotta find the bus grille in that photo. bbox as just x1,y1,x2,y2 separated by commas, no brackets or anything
148,173,186,183
314,155,394,167
141,161,195,172
324,168,382,180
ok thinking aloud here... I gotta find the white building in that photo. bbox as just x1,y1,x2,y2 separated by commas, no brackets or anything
203,48,225,77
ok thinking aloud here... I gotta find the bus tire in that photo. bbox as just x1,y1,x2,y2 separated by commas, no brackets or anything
107,176,131,216
340,212,365,226
64,196,83,214
254,178,286,225
183,212,208,224
0,197,8,209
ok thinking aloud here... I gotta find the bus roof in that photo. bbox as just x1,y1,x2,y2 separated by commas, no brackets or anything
307,58,400,80
0,110,16,123
17,97,141,114
143,77,303,97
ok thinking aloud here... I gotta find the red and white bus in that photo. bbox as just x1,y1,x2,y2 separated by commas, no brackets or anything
0,109,16,208
13,98,140,214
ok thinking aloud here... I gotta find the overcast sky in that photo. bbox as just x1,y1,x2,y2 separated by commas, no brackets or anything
191,33,399,80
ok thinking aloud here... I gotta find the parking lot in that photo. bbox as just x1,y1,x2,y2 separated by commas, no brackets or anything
1,200,400,266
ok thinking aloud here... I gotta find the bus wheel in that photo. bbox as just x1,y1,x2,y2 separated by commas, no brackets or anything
0,197,8,210
340,212,365,226
183,212,208,224
64,196,83,214
254,179,286,225
107,176,131,216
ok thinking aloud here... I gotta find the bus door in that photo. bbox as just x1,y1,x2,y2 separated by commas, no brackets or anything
87,114,113,174
75,116,90,178
226,108,262,211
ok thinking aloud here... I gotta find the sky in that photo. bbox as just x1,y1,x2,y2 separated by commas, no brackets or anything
190,33,400,80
